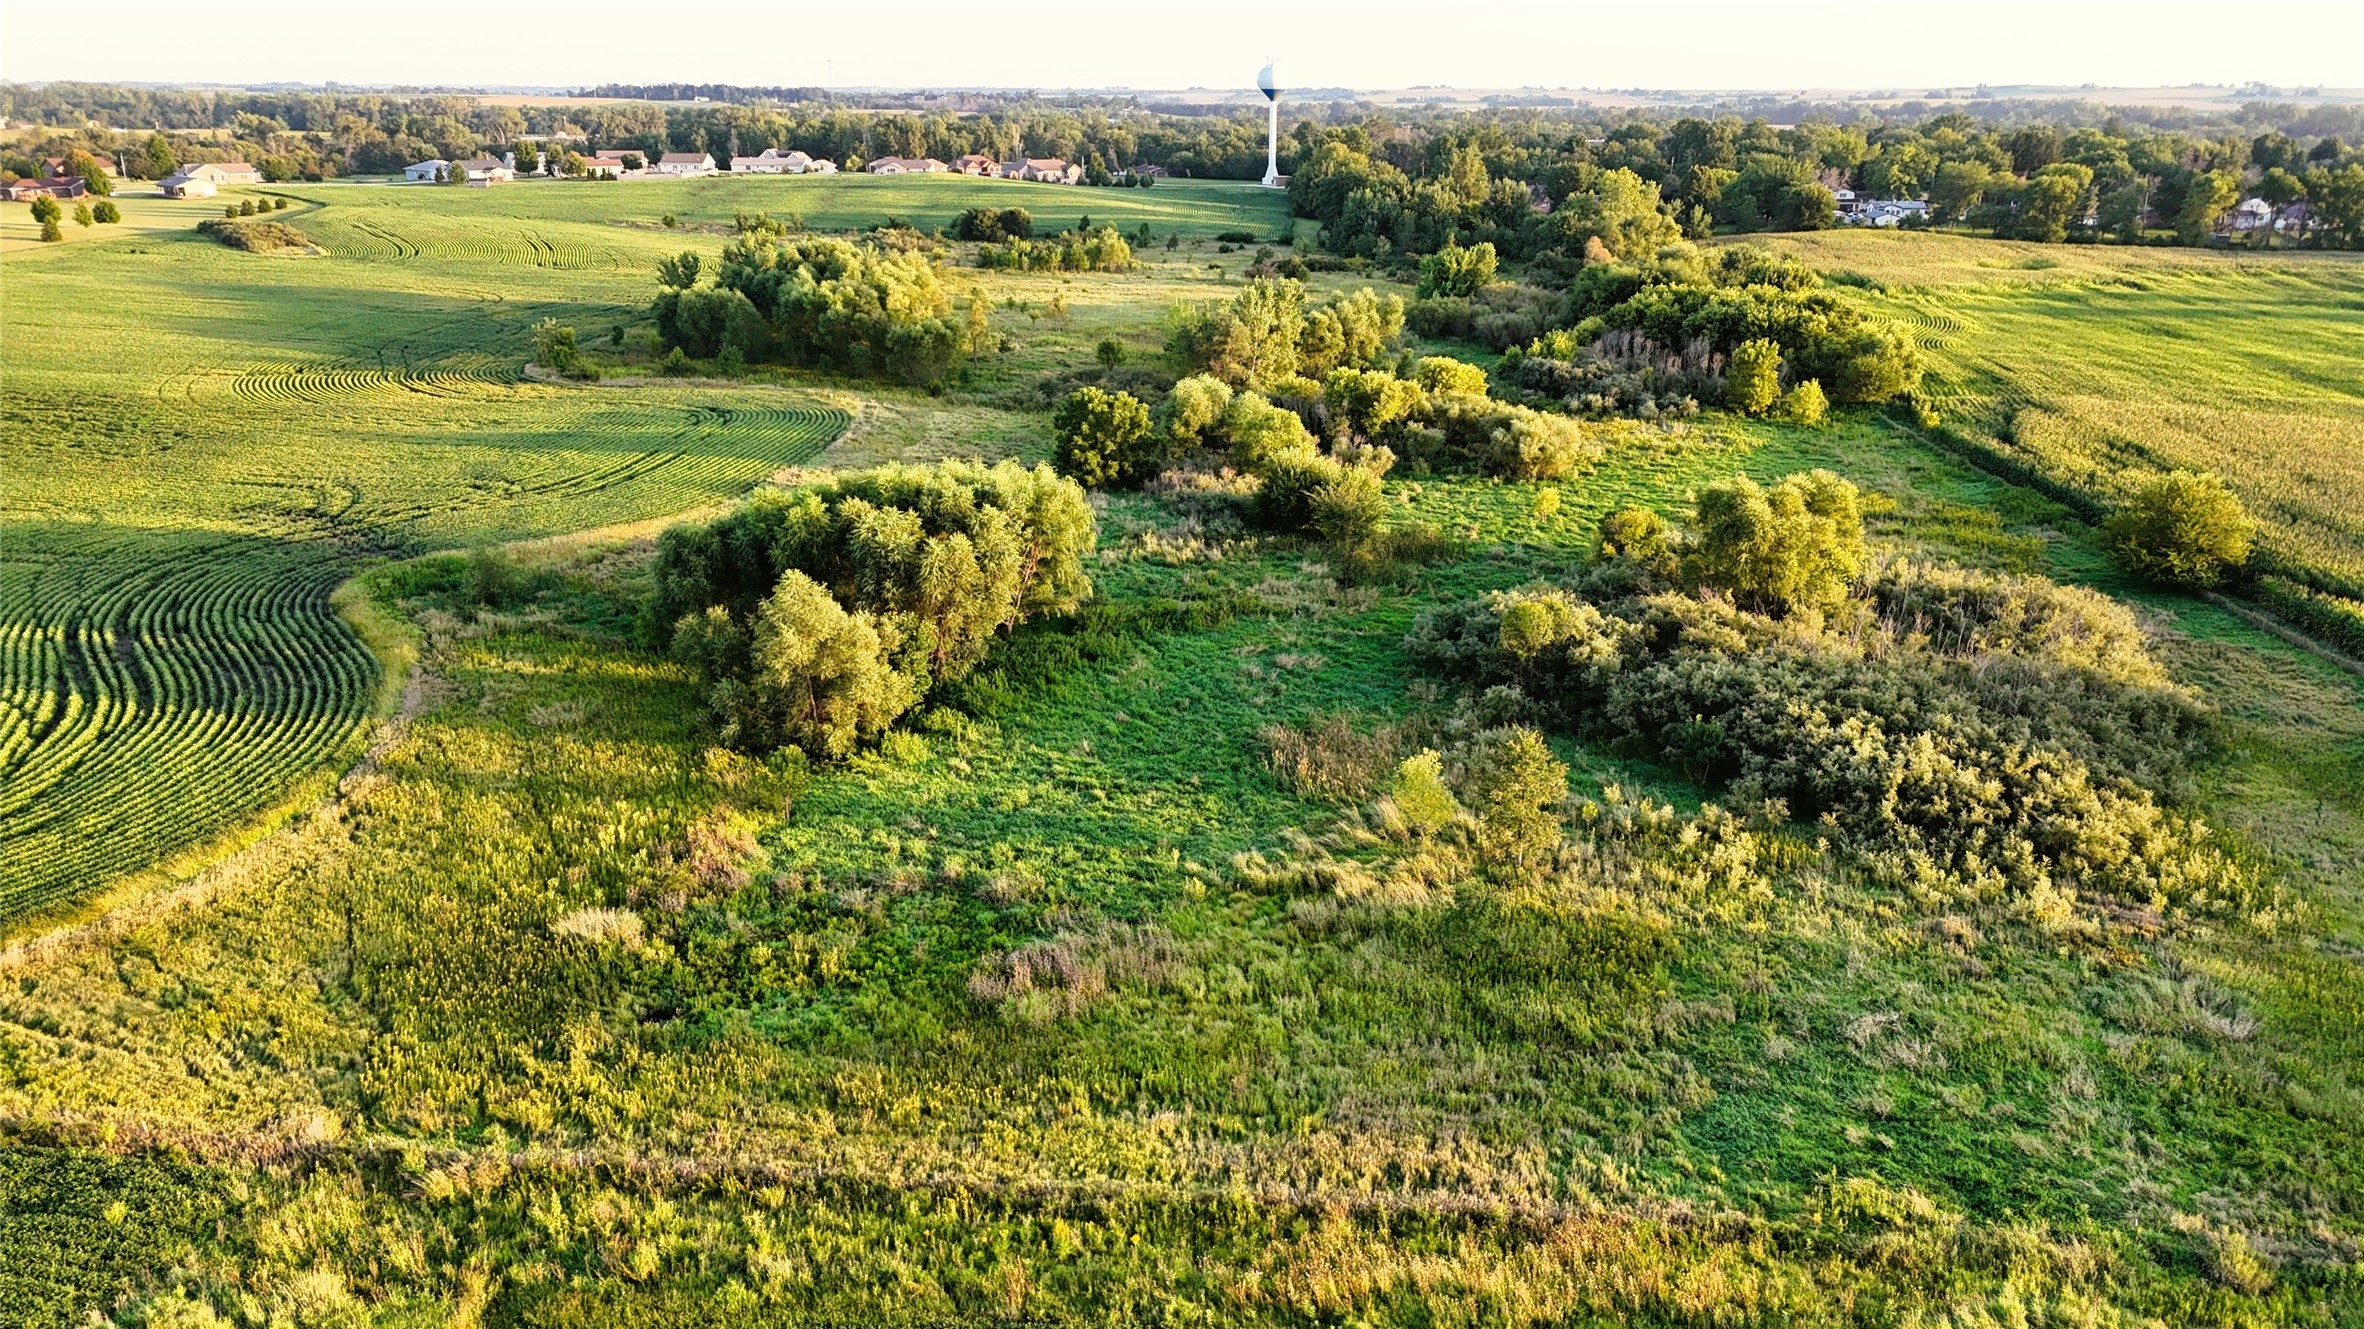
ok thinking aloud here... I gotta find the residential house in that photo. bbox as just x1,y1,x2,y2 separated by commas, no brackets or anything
653,152,717,176
44,155,113,178
1124,162,1167,179
587,150,642,178
952,154,1000,176
2230,197,2274,231
1003,157,1082,184
181,162,262,185
404,158,451,182
805,159,839,175
5,176,88,201
730,148,816,174
1832,188,1861,215
157,170,216,198
867,156,947,175
1845,198,1929,228
459,156,515,186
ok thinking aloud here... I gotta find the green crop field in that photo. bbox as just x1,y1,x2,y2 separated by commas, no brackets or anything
0,175,1297,924
5,181,2363,1327
1754,231,2364,598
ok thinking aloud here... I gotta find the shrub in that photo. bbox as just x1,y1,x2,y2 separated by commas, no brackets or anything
1388,750,1461,836
1095,338,1126,368
1775,379,1828,426
92,200,121,224
1168,279,1403,389
1478,407,1595,482
1252,448,1351,532
1310,466,1390,567
1724,338,1783,415
1597,507,1680,573
1053,386,1159,488
2103,470,2254,588
1412,355,1488,398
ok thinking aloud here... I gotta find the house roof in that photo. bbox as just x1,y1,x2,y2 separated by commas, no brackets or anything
409,158,451,168
658,152,712,164
461,157,507,170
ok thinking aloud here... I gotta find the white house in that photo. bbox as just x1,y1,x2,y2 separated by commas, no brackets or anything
1002,157,1082,184
405,158,450,182
867,156,947,175
158,171,217,198
805,159,838,175
2231,198,2274,231
731,148,815,174
653,152,717,177
458,155,515,186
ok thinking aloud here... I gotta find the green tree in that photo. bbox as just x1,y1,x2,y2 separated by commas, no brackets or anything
143,133,176,179
2175,169,2241,244
1724,338,1783,415
2103,470,2254,588
30,196,60,226
1053,387,1157,487
1687,469,1865,615
92,200,120,224
742,571,920,759
1417,239,1498,298
656,250,702,290
532,319,586,376
1096,338,1125,368
72,202,92,227
1464,727,1567,874
1927,160,1992,223
1161,375,1233,447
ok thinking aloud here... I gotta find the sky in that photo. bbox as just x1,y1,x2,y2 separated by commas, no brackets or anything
3,0,2360,94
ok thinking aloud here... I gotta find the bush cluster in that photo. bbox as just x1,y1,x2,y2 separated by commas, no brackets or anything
952,206,1032,242
1407,473,2234,908
1165,278,1406,390
652,461,1096,757
974,225,1134,272
652,234,962,385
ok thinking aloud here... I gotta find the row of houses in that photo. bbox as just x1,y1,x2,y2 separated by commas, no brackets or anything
861,155,1167,183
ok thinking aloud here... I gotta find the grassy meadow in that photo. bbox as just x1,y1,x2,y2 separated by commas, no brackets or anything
2,182,2361,1326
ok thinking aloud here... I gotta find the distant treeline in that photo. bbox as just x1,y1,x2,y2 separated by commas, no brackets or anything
5,80,2359,249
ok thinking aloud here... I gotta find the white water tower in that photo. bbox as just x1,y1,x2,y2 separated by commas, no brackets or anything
1258,60,1283,187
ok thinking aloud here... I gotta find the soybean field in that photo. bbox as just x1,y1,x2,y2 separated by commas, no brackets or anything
1756,231,2364,598
1,182,878,923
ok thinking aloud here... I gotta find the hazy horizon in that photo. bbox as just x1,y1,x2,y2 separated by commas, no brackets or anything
4,0,2359,97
